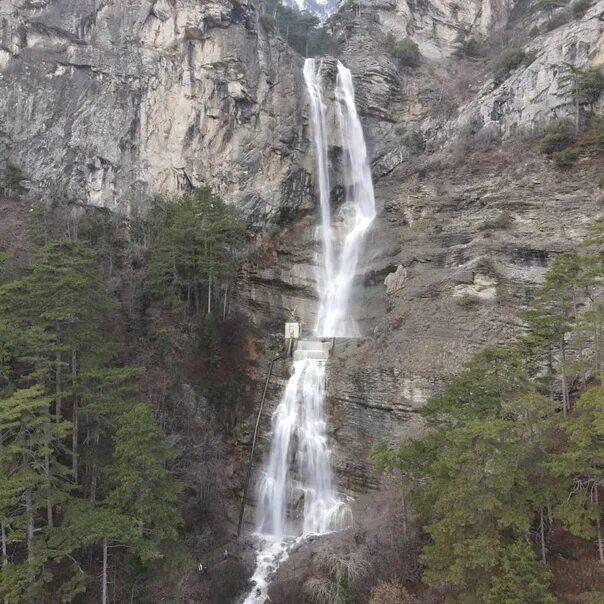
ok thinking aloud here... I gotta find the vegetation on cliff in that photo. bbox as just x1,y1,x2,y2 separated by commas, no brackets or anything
0,192,248,603
374,227,604,602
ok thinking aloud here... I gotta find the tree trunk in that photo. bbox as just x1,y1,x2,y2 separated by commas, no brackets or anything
45,451,53,528
44,408,53,528
207,272,212,315
401,489,408,537
540,508,547,563
1,522,7,567
55,350,61,421
90,464,97,503
102,538,108,604
560,339,569,417
25,490,34,562
595,486,604,565
72,400,78,482
223,283,229,321
595,312,602,387
573,291,586,389
72,347,78,482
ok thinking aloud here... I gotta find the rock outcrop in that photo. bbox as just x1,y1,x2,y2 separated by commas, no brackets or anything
0,0,310,224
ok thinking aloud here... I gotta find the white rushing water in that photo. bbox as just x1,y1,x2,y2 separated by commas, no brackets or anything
243,58,376,604
315,60,377,337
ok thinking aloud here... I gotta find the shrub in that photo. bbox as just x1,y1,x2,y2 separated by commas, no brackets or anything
474,256,498,277
493,48,526,83
307,26,338,57
480,211,514,231
523,49,539,66
539,119,575,154
404,130,426,153
387,34,421,68
259,13,276,32
368,580,418,604
584,114,604,154
457,294,480,310
572,0,593,18
553,147,581,167
0,160,27,196
543,9,571,31
577,66,604,106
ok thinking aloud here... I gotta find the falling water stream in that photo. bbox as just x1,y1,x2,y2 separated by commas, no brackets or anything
242,58,376,603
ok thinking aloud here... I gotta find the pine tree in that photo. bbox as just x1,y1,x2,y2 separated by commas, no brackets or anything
550,387,604,563
107,403,181,559
146,188,245,318
0,386,72,602
522,253,581,416
487,541,558,604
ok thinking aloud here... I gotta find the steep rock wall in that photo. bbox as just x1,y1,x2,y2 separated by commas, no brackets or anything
0,0,310,224
239,1,604,497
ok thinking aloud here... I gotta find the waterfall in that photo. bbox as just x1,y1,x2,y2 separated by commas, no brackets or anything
243,58,376,604
315,60,377,337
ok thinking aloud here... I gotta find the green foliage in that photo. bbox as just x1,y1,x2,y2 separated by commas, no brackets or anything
553,147,581,167
258,0,336,57
143,187,246,318
0,160,28,196
333,566,354,604
386,34,421,68
572,0,593,18
480,211,514,231
556,63,604,133
456,294,480,311
202,312,222,369
585,114,604,154
575,66,604,106
404,130,426,153
550,387,604,540
108,403,181,559
454,26,483,58
374,229,604,601
0,224,185,600
487,541,558,604
259,13,276,32
535,0,569,15
474,256,498,277
539,119,575,154
493,48,527,83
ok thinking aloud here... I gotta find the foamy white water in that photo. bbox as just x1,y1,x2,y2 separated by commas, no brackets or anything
243,58,375,603
304,59,335,307
315,60,376,337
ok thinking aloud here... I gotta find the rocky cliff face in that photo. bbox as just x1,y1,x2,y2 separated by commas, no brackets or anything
240,0,604,499
0,0,310,224
2,0,604,507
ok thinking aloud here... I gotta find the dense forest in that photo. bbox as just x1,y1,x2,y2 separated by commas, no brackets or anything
373,226,604,603
0,190,248,602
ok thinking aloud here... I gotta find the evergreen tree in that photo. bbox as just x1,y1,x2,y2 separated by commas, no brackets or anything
0,386,71,602
487,541,558,604
551,387,604,563
146,188,246,319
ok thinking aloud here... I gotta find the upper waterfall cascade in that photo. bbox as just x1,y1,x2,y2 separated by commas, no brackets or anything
312,60,377,337
243,58,376,604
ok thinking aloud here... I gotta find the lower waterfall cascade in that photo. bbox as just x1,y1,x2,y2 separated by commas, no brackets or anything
242,58,377,603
